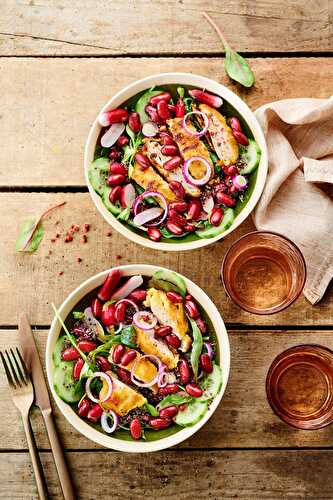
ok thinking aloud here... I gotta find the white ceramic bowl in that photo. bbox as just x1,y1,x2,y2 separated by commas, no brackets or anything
46,264,230,453
85,72,268,251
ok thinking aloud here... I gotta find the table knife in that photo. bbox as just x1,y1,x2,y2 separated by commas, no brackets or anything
19,312,75,500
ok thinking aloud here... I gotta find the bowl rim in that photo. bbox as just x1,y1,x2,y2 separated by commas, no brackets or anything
46,264,230,452
84,72,268,251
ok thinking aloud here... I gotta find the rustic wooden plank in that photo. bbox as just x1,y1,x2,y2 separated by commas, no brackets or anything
2,192,333,326
1,57,333,187
2,328,333,450
0,0,331,56
1,450,333,499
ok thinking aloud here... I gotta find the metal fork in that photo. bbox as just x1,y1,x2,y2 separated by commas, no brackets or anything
1,348,49,500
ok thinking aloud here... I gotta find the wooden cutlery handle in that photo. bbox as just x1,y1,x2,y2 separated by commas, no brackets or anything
22,416,49,500
42,409,75,500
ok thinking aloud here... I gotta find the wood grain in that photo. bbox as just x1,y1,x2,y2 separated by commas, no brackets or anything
0,0,331,56
1,57,333,187
2,192,333,326
1,328,333,450
1,449,333,499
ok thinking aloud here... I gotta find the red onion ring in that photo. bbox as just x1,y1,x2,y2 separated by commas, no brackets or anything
133,191,168,227
203,341,213,359
133,311,157,330
86,372,113,403
182,111,209,137
157,364,168,388
182,157,212,186
232,174,248,190
116,298,139,313
113,323,123,334
101,410,119,434
130,354,163,388
133,207,163,227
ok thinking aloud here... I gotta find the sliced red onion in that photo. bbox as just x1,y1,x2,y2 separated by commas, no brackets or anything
113,323,123,334
86,372,113,403
133,207,163,226
133,191,168,227
111,275,144,301
182,111,209,137
182,157,212,186
121,184,136,208
203,341,213,359
202,195,214,215
101,123,125,148
101,410,119,434
133,311,157,330
157,364,168,388
130,354,162,388
142,121,159,137
232,175,248,190
116,298,139,313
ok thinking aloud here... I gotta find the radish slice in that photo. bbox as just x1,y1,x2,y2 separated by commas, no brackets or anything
202,195,214,214
111,275,144,301
133,311,157,330
182,111,209,137
182,157,212,186
121,184,136,208
232,175,248,190
203,341,213,359
133,191,168,227
101,123,125,148
101,410,119,434
86,372,112,403
133,207,163,226
84,307,105,339
142,121,159,137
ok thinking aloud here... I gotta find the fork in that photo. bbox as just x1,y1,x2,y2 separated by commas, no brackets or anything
1,348,49,500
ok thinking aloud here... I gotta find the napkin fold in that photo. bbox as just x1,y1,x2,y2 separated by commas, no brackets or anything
253,97,333,304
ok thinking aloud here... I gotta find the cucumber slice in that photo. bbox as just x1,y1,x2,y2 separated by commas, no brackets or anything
88,157,109,195
239,139,261,175
102,187,123,216
175,400,208,427
148,278,182,295
135,89,163,124
198,364,223,402
52,335,66,367
196,208,234,239
54,361,84,403
152,270,187,297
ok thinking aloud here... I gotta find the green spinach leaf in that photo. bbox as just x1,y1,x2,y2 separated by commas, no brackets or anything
158,393,193,410
121,325,137,348
189,317,203,381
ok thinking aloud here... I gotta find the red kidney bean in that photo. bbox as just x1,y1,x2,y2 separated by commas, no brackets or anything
169,201,188,213
130,417,142,440
164,157,181,171
176,97,185,117
184,222,196,232
102,108,128,125
169,180,185,199
160,134,176,146
200,353,213,374
185,299,199,319
149,418,171,430
101,303,116,326
107,173,126,187
159,383,180,396
128,112,141,133
168,209,187,228
96,356,112,372
62,347,80,361
159,406,178,419
185,294,193,301
155,325,172,338
91,297,102,319
210,206,224,226
116,135,129,147
232,130,249,145
161,145,178,156
114,301,126,322
109,162,127,176
145,104,162,123
187,199,202,220
225,165,238,176
178,359,191,384
168,104,177,114
73,358,84,380
128,289,147,303
165,334,181,349
112,344,126,364
166,220,183,235
147,227,162,242
78,398,90,418
109,185,122,204
157,100,170,120
229,116,242,131
117,367,132,384
120,349,137,366
135,152,151,170
185,383,203,398
98,269,122,302
87,404,103,422
166,291,183,303
150,92,171,105
109,148,120,160
77,340,97,353
196,317,207,334
215,192,236,207
188,89,222,108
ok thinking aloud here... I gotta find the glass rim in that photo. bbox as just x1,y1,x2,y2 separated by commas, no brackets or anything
221,230,307,315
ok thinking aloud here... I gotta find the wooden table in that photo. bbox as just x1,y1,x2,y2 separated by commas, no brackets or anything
1,1,332,498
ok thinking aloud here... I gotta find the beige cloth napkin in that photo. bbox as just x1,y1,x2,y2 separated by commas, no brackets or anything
253,97,333,304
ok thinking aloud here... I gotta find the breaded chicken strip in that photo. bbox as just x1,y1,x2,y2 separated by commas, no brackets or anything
135,326,179,370
100,372,147,416
131,160,177,204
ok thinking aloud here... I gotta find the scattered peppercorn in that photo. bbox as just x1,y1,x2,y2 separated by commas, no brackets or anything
82,234,88,243
83,223,90,233
64,234,73,243
106,231,112,237
58,271,64,276
116,255,122,260
77,257,82,263
51,238,56,243
56,232,60,238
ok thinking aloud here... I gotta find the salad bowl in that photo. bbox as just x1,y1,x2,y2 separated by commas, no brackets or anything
46,264,230,452
85,72,268,251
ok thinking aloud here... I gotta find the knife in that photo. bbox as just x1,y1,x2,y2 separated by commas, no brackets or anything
19,312,75,500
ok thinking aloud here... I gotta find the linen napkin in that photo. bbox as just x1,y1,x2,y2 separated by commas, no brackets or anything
253,97,333,304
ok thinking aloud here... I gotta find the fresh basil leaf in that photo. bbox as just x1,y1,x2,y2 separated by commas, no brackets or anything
158,393,193,410
145,403,159,416
189,317,203,381
177,87,185,98
224,46,254,88
90,335,121,359
73,311,85,320
120,325,137,348
126,123,136,144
